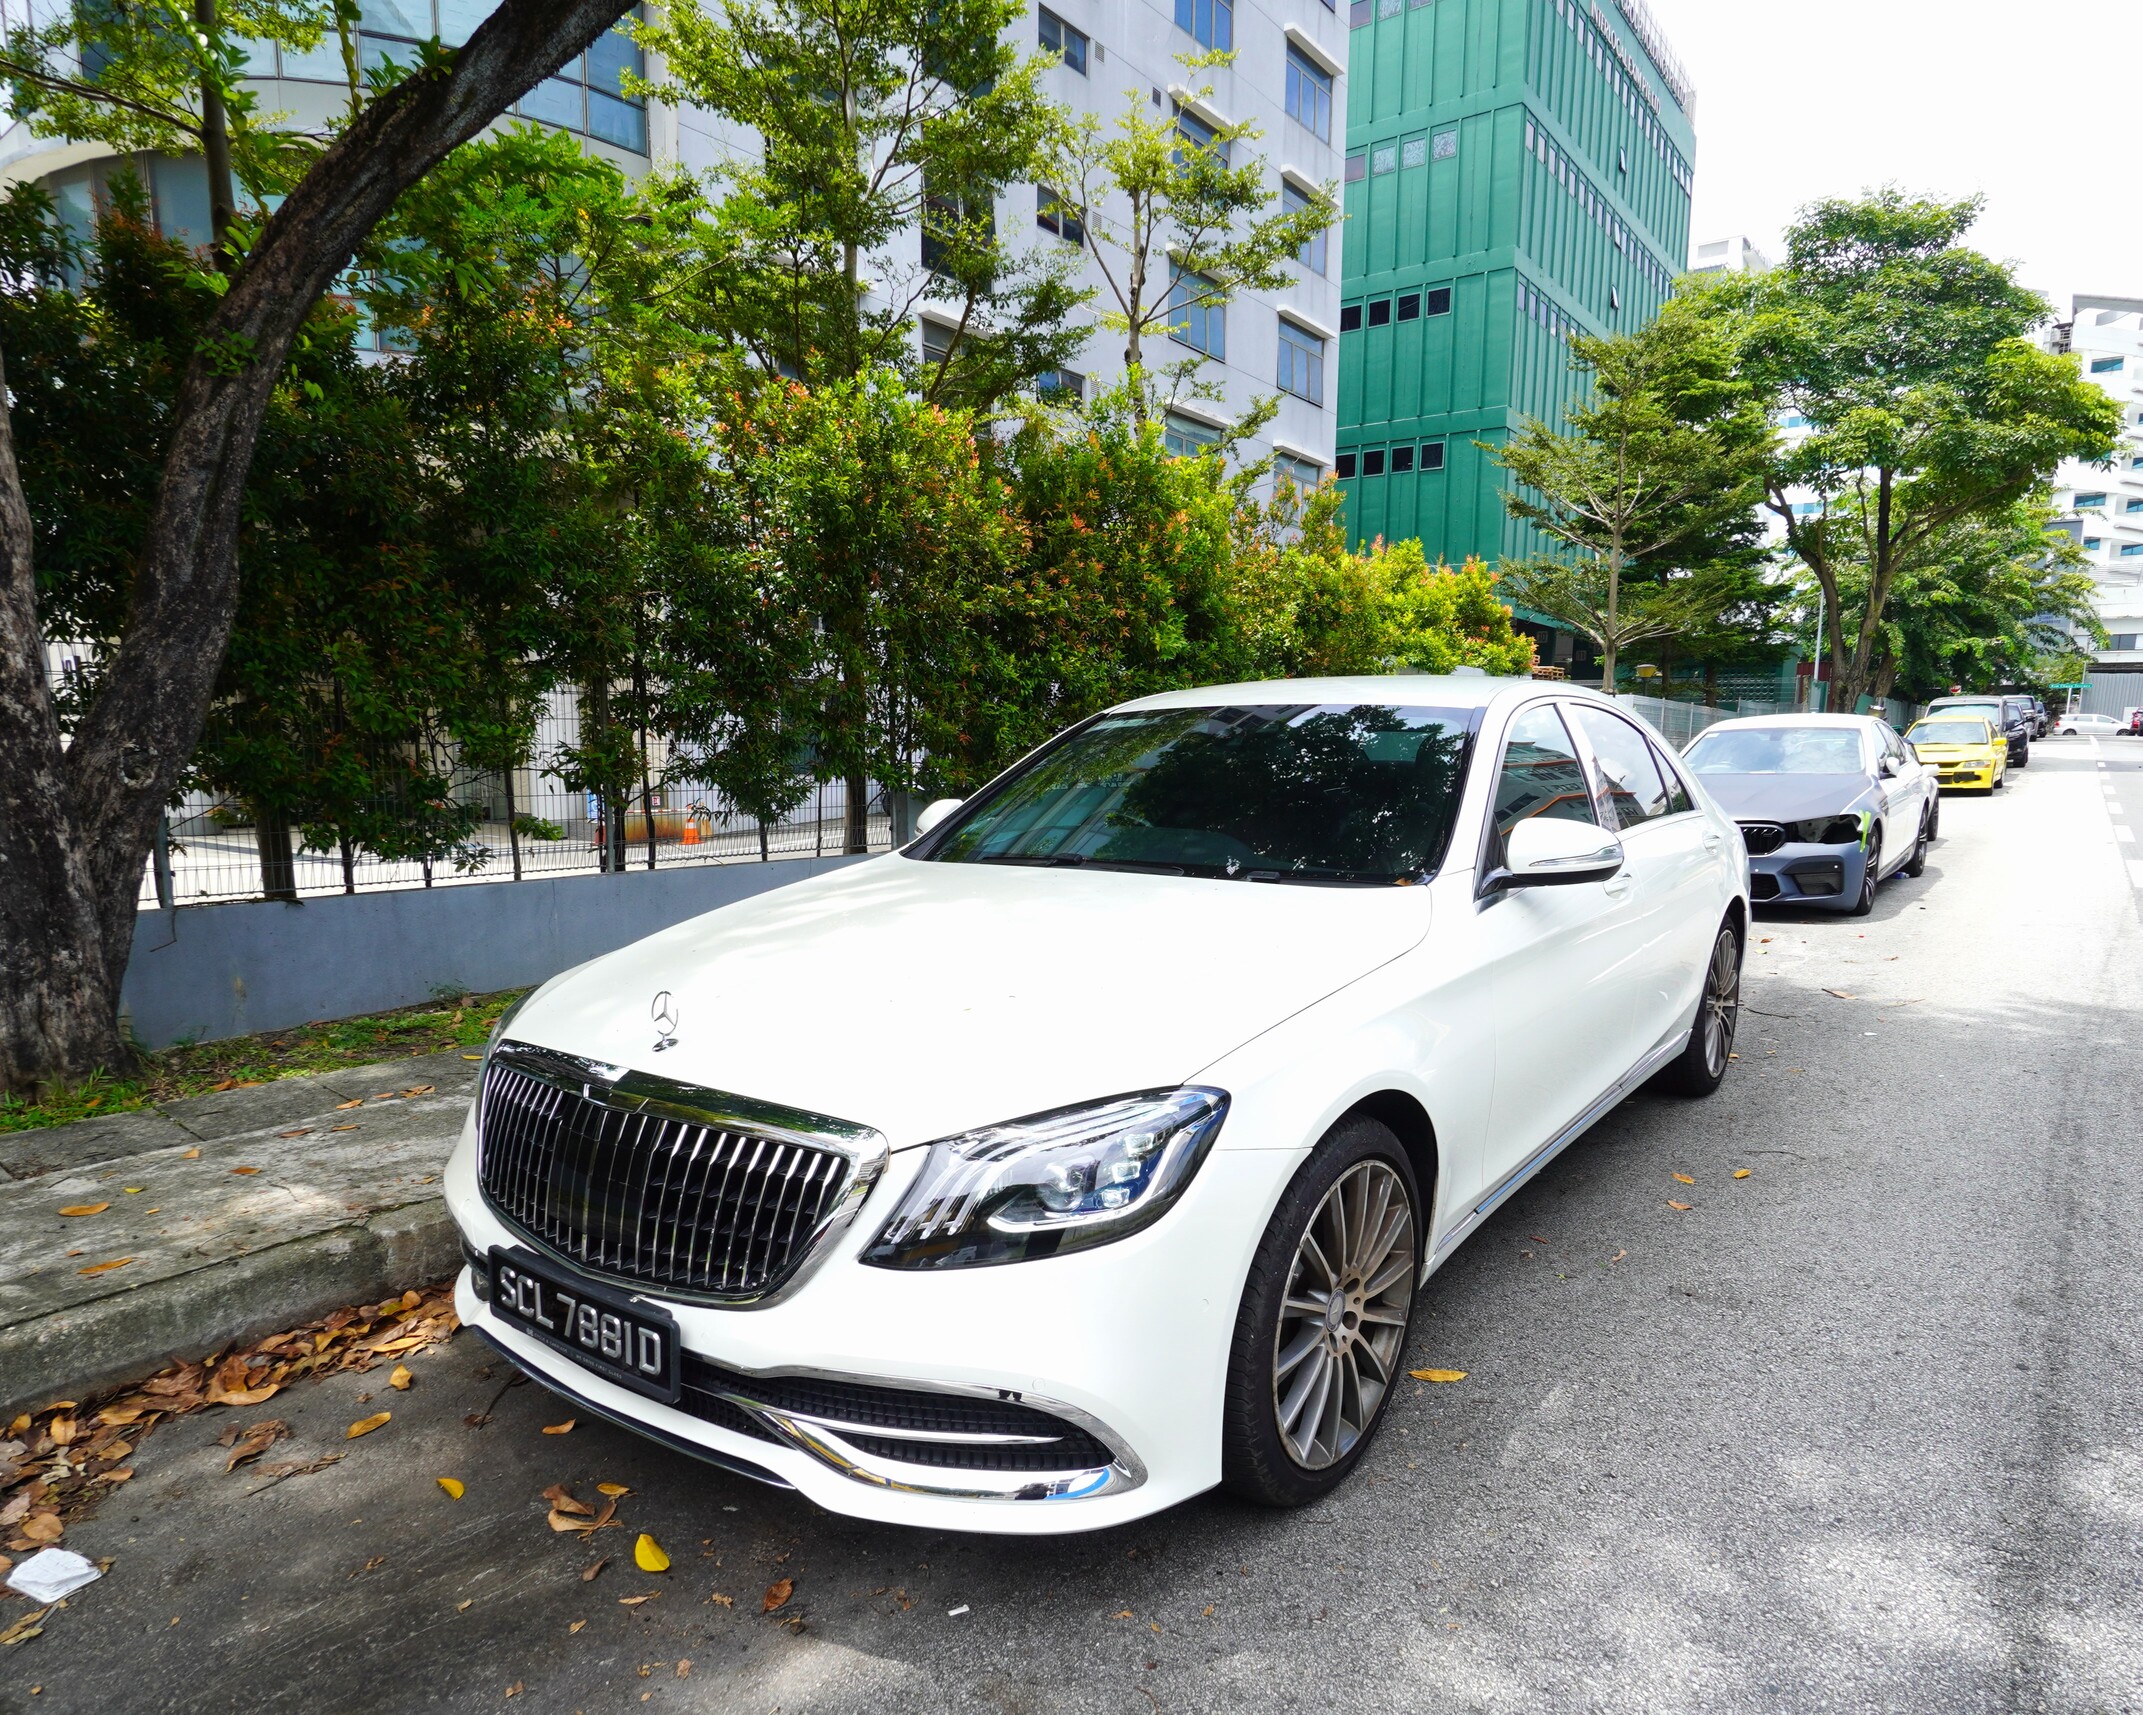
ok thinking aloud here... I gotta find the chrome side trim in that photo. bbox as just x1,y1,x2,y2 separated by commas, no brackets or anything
479,1040,889,1310
771,1414,1061,1447
1429,1028,1691,1267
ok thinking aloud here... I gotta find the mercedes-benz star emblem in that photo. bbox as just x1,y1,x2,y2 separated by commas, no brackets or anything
650,990,679,1052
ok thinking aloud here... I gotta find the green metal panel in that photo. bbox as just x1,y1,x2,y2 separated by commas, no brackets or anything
1335,0,1695,563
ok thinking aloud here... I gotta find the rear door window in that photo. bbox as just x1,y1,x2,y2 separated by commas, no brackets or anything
1569,706,1671,831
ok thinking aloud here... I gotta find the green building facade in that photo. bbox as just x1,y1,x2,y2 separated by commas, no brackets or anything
1333,0,1695,619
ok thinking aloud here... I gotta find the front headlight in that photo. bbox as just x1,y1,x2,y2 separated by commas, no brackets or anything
1793,812,1867,846
861,1088,1230,1271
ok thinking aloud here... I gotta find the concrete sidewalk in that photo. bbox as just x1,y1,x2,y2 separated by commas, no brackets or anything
0,1052,476,1415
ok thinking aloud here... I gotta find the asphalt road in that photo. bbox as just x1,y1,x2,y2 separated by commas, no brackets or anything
10,737,2143,1715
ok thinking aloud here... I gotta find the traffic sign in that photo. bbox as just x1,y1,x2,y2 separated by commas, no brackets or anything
2051,681,2091,689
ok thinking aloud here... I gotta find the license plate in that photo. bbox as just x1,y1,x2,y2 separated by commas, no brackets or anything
489,1248,681,1404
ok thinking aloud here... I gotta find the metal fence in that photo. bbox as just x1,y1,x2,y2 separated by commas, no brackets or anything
138,686,899,910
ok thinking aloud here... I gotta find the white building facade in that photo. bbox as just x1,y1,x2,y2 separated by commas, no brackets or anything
1687,232,1769,277
2044,297,2143,675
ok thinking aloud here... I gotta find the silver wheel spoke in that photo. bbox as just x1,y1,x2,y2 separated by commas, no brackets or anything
1275,1323,1324,1379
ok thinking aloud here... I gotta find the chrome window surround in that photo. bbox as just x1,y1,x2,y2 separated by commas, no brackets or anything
477,1040,889,1309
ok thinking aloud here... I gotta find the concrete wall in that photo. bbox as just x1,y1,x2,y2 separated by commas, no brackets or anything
120,855,867,1049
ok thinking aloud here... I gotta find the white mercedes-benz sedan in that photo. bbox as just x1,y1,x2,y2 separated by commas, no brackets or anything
445,676,1749,1533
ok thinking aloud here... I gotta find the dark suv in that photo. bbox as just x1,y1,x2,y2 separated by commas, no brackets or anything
1927,694,2033,766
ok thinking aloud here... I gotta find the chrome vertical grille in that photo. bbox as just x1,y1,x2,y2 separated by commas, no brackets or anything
476,1050,869,1300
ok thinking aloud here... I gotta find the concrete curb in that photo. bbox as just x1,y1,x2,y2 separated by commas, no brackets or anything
2,1196,458,1416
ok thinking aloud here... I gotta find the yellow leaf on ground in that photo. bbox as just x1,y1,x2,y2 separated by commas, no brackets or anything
388,1365,413,1391
437,1477,465,1499
1409,1369,1468,1383
541,1420,575,1435
568,1619,587,1633
124,1187,144,1194
58,1204,110,1217
1733,1168,1753,1179
634,1535,670,1574
596,1482,630,1497
1671,1173,1695,1185
1667,1200,1694,1211
230,1166,261,1176
345,1411,391,1439
180,1147,201,1159
334,1099,364,1110
762,1578,794,1612
77,1258,135,1276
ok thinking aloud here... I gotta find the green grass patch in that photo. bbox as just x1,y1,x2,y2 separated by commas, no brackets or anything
0,986,530,1134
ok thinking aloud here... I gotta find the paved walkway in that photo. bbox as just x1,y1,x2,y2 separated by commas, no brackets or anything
0,1051,476,1414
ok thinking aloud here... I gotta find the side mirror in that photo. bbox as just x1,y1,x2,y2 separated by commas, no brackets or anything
913,798,964,838
1878,755,1899,777
1488,818,1625,891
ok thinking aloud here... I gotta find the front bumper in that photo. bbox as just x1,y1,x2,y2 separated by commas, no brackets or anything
1745,840,1870,909
442,1107,1290,1534
1925,757,2000,788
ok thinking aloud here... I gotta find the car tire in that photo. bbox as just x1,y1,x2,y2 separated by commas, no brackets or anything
1221,1116,1421,1509
1927,797,1941,841
1850,832,1880,916
1904,810,1929,878
2014,744,2029,768
1657,919,1742,1097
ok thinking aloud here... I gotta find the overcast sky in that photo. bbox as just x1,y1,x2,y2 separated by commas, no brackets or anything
1645,0,2143,315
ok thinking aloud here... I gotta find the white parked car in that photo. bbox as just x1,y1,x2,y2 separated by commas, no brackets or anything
2054,712,2122,737
446,678,1750,1534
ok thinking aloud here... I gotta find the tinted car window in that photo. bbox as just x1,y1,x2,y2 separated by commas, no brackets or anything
924,703,1476,883
1649,737,1693,814
1684,726,1866,774
1570,706,1670,830
1493,705,1599,838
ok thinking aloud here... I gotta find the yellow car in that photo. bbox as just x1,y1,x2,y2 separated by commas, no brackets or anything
1906,715,2007,792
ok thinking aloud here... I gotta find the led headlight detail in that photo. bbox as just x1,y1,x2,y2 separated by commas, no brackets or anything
1795,813,1866,846
863,1088,1230,1270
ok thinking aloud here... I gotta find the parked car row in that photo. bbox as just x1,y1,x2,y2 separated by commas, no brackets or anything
2053,709,2143,738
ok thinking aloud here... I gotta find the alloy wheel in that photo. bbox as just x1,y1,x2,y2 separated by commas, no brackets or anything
1271,1160,1415,1470
1700,926,1741,1078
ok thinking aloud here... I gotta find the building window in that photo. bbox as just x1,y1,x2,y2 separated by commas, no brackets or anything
2122,544,2143,558
1037,7,1088,73
2092,356,2125,373
1277,319,1325,405
2111,633,2139,650
1617,145,1628,174
1372,144,1396,175
1397,292,1420,321
1349,0,1369,24
1609,286,1621,311
920,319,958,368
1036,185,1085,246
2084,537,2104,550
1340,303,1362,332
1170,272,1224,358
1419,441,1445,470
1361,448,1386,476
1276,452,1324,491
1174,104,1230,167
1366,297,1391,327
1175,0,1232,51
1424,286,1452,315
1431,128,1458,160
1390,445,1415,473
2128,499,2143,514
1401,136,1426,169
1284,47,1332,142
1283,180,1327,275
1335,451,1358,478
1164,412,1223,457
1344,150,1367,183
1037,367,1086,400
2076,492,2109,509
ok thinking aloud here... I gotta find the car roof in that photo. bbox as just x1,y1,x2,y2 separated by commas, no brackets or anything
1686,712,1882,734
1111,674,1592,716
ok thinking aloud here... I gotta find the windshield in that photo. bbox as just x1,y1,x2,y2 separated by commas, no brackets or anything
1683,726,1865,775
921,703,1476,883
1909,720,1992,745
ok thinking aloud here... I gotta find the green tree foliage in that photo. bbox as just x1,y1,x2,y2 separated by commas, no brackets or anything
638,0,1086,407
1049,56,1334,424
1692,190,2121,708
1492,297,1773,689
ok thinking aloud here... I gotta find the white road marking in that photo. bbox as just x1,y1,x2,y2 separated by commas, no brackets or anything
2120,827,2137,844
2131,860,2143,890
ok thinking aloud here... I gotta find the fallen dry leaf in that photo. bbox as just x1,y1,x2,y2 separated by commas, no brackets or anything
334,1099,364,1110
345,1411,391,1440
1824,989,1855,1000
634,1534,670,1574
762,1578,794,1613
1733,1168,1753,1179
57,1204,110,1217
1113,1609,1134,1620
583,1557,610,1582
437,1477,465,1500
596,1482,630,1498
230,1166,261,1176
505,1683,523,1699
1409,1369,1468,1383
707,1592,734,1608
401,1085,435,1097
388,1365,413,1392
676,1660,692,1678
224,1419,289,1472
569,1619,587,1634
1667,1200,1693,1211
77,1257,135,1276
1611,1249,1627,1262
329,1124,358,1132
544,1484,595,1518
276,1129,311,1139
1672,1173,1695,1185
541,1420,576,1436
618,1594,657,1607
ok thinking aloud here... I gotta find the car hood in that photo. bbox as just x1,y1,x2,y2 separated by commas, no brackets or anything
1695,772,1875,823
504,855,1434,1149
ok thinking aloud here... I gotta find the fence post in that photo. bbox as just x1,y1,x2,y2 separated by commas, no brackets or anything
152,814,175,910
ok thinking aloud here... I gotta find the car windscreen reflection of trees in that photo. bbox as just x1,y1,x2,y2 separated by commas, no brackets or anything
1910,721,1994,746
1684,727,1865,775
930,705,1472,881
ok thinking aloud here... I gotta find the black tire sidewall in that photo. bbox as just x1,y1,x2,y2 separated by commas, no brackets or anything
1220,1115,1422,1509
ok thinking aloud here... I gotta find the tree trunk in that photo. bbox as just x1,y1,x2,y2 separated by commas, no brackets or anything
844,764,870,855
195,0,236,260
503,757,522,883
255,806,297,901
0,0,637,1091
